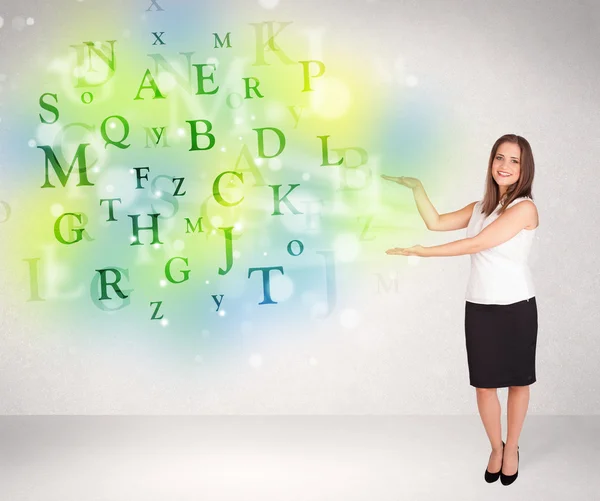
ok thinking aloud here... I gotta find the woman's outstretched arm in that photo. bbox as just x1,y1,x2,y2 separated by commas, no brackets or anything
422,238,478,257
413,183,477,231
388,201,535,257
411,182,441,230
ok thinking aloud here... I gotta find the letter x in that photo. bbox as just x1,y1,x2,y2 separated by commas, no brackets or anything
146,0,164,11
152,32,165,45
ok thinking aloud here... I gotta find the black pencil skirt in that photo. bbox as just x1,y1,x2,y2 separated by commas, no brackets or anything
464,296,538,388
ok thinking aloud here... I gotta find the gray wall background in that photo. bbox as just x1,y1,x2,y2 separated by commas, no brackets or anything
0,0,598,414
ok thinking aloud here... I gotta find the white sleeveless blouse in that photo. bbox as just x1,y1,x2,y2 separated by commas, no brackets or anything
465,196,537,304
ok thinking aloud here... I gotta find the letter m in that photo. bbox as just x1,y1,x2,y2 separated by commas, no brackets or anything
38,144,95,188
213,32,232,49
185,217,203,233
376,273,399,294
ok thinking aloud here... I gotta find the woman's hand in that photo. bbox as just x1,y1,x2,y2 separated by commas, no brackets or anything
380,174,422,190
385,245,428,257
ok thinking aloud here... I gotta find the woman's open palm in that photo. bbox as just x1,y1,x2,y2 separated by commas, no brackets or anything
380,174,421,190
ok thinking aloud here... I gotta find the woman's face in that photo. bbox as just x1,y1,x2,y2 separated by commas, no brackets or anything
492,142,521,188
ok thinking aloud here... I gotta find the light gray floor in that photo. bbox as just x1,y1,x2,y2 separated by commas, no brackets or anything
1,416,598,500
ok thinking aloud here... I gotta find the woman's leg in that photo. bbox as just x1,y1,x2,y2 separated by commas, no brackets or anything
503,385,530,475
476,387,504,471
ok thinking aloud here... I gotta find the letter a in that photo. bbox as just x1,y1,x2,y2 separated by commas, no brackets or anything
134,69,166,100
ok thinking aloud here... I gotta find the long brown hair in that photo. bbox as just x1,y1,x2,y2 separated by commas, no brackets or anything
479,134,535,217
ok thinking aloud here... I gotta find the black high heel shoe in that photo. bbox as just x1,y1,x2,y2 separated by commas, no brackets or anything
484,441,505,483
500,445,519,485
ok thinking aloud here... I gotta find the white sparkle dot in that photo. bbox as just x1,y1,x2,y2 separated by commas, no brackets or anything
159,279,166,287
220,146,226,152
310,302,328,318
153,243,160,249
130,236,137,242
28,139,36,147
334,233,360,262
218,310,226,316
129,169,134,174
249,353,263,368
50,204,64,217
254,157,263,166
177,128,185,136
26,17,34,26
251,115,256,120
173,239,184,251
155,191,162,197
205,280,209,284
210,216,223,228
340,308,360,329
263,252,267,256
258,0,279,9
106,185,114,192
161,318,168,327
268,158,282,171
93,167,99,173
406,75,419,87
109,122,116,129
302,172,310,180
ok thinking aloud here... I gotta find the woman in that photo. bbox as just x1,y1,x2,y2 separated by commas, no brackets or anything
382,134,539,486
